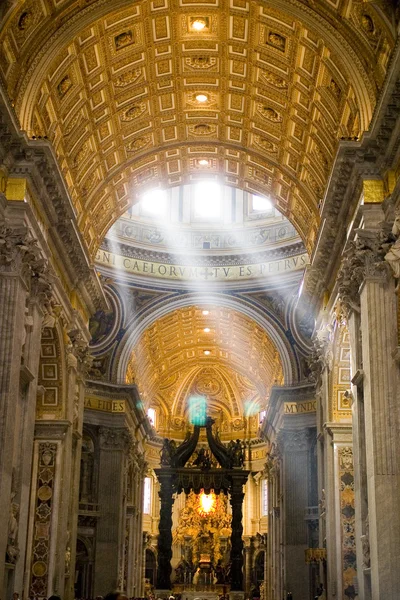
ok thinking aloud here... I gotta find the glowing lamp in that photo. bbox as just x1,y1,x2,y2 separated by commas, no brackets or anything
192,19,207,31
196,94,208,103
199,490,216,516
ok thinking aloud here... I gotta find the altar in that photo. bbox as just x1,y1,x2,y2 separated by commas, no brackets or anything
176,590,222,600
154,418,249,594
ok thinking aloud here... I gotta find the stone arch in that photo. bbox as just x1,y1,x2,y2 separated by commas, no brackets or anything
75,536,94,599
0,0,387,255
145,547,157,587
112,291,299,385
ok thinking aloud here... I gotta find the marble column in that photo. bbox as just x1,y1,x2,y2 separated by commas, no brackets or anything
14,297,49,593
243,539,252,595
337,205,400,599
347,311,369,600
26,422,71,599
325,424,355,600
230,473,247,592
358,268,400,598
156,473,175,591
0,199,53,597
94,427,131,595
265,448,282,600
62,350,87,600
280,430,310,600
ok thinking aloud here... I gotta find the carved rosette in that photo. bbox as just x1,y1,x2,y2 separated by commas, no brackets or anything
337,230,391,315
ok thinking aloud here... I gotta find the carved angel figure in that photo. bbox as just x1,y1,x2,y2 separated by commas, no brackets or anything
384,211,400,281
160,438,176,466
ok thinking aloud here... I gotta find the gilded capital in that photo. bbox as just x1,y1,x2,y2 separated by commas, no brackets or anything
337,229,391,315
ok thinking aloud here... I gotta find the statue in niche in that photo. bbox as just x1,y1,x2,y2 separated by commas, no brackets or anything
160,438,177,466
227,439,245,467
193,447,213,470
65,545,71,576
215,559,226,584
384,210,400,286
6,502,20,563
361,513,370,569
6,469,20,563
79,436,95,503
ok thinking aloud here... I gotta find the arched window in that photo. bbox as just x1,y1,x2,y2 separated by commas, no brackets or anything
144,476,152,514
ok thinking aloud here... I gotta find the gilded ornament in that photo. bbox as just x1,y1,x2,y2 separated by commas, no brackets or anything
57,76,72,99
189,17,210,32
192,124,213,135
114,69,143,87
121,104,146,121
18,11,33,31
267,32,286,51
260,70,288,89
127,136,151,152
115,30,134,50
261,106,282,123
185,56,215,70
64,113,82,137
361,14,374,34
329,79,341,100
255,136,277,153
73,143,90,167
32,561,47,577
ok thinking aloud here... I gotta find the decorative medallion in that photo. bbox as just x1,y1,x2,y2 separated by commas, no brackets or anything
266,32,286,51
18,11,33,31
127,136,151,152
259,105,283,123
115,69,143,87
121,103,146,122
114,30,134,50
185,56,216,70
189,123,216,136
73,143,90,167
361,14,375,34
57,76,72,99
254,136,278,153
259,70,288,89
329,79,342,100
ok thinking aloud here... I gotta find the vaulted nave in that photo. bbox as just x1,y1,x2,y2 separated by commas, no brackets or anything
0,2,400,600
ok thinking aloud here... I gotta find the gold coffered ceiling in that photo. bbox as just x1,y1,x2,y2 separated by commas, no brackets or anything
0,0,394,256
125,305,283,437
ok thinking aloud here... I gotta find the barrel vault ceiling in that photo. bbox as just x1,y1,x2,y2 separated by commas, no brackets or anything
125,305,283,437
0,0,395,256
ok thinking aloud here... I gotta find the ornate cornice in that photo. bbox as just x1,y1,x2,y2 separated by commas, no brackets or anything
0,86,107,312
100,237,306,268
0,222,55,305
304,59,400,304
